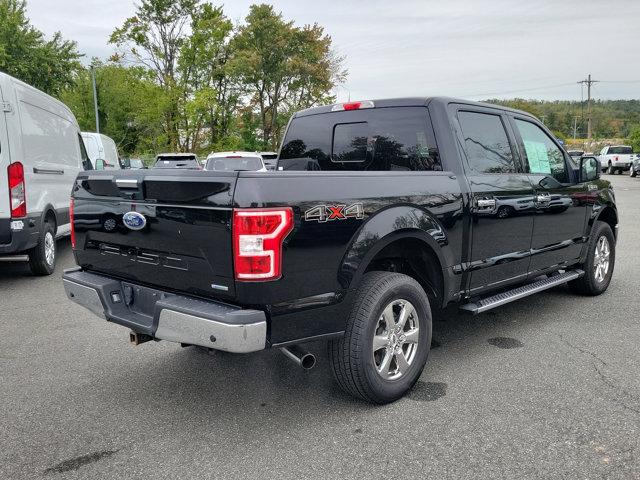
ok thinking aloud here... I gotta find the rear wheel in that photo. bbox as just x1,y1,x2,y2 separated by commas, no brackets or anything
569,221,615,295
28,221,56,275
328,271,432,404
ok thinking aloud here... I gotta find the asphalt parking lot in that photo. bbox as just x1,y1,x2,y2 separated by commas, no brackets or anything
1,175,639,480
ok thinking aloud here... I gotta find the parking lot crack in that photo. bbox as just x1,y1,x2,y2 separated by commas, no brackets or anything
552,332,640,415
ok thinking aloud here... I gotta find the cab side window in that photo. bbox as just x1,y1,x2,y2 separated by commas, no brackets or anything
458,111,515,174
515,119,568,183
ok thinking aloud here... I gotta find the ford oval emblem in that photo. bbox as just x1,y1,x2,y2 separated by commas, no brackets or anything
122,211,146,231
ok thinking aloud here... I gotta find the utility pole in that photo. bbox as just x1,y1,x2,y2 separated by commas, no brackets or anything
91,66,100,133
572,116,579,140
577,74,598,140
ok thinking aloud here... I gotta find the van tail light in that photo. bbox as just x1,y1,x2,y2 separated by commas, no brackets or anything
69,198,76,249
233,208,294,281
7,162,26,218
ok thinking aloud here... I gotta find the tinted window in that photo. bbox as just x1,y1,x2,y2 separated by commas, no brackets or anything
153,157,200,169
458,111,515,174
279,107,439,171
515,119,568,182
206,156,263,171
608,146,632,155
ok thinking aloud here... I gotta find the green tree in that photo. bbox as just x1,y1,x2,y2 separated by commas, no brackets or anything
0,0,82,95
61,63,168,155
229,4,346,149
110,0,199,150
628,127,640,153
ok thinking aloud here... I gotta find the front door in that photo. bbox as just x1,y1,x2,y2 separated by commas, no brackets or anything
510,117,588,274
455,108,536,293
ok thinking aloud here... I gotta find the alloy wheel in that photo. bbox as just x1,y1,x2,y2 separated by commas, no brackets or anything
593,236,610,283
372,299,420,380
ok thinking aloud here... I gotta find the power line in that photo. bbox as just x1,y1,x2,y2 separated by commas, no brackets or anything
464,82,577,98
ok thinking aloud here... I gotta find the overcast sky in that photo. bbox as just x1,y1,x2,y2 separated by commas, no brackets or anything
26,0,640,102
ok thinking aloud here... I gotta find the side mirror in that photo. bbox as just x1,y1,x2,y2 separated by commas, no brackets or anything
95,159,105,170
580,156,600,182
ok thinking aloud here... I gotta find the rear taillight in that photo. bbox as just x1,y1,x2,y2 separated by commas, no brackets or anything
69,198,76,249
614,156,619,161
233,208,294,281
7,162,26,218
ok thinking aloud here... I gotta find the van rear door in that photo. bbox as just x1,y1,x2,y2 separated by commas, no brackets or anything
0,77,11,240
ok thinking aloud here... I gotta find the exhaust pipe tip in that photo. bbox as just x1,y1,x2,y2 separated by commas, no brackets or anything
280,345,316,369
300,352,316,370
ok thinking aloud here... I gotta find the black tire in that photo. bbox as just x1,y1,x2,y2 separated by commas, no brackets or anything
28,221,56,275
328,271,432,404
496,206,513,219
568,221,615,296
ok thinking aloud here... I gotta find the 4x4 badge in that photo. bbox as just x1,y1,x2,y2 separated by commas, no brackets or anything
304,203,364,223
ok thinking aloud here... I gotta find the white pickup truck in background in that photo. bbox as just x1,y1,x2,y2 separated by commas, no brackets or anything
599,145,634,174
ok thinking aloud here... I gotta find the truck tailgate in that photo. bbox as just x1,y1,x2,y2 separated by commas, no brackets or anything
72,170,238,299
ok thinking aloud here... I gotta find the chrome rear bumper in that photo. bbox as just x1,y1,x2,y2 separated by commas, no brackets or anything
62,269,266,353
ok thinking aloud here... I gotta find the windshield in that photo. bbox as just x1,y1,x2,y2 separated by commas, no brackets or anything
206,156,263,171
608,146,632,154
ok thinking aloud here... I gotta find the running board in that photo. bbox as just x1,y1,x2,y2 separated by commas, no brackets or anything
460,270,584,315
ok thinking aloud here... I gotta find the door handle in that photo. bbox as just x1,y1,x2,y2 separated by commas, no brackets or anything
33,167,64,175
477,199,496,208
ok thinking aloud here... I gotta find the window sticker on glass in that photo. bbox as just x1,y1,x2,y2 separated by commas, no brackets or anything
524,141,551,174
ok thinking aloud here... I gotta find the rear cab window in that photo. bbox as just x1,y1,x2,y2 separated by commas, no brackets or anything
279,107,440,171
608,146,633,155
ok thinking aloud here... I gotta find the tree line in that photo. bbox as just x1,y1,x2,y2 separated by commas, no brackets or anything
488,98,640,145
0,0,345,156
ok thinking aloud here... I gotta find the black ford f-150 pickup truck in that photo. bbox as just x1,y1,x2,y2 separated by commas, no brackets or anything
63,97,617,403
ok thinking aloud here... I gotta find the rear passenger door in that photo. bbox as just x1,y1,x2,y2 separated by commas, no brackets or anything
510,116,587,275
455,107,536,293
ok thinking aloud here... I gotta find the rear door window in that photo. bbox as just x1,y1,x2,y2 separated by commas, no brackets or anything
457,111,515,174
279,107,439,171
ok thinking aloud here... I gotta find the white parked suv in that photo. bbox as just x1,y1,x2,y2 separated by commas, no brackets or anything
205,151,268,172
599,145,634,174
0,72,87,274
80,132,121,170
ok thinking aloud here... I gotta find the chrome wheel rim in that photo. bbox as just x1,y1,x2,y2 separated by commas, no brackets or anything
44,232,55,266
372,299,420,380
593,236,610,283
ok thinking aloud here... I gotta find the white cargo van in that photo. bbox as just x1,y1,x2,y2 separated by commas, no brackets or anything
0,72,88,274
80,132,120,170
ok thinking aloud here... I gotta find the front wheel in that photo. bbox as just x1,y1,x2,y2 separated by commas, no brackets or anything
569,221,615,295
328,271,432,404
